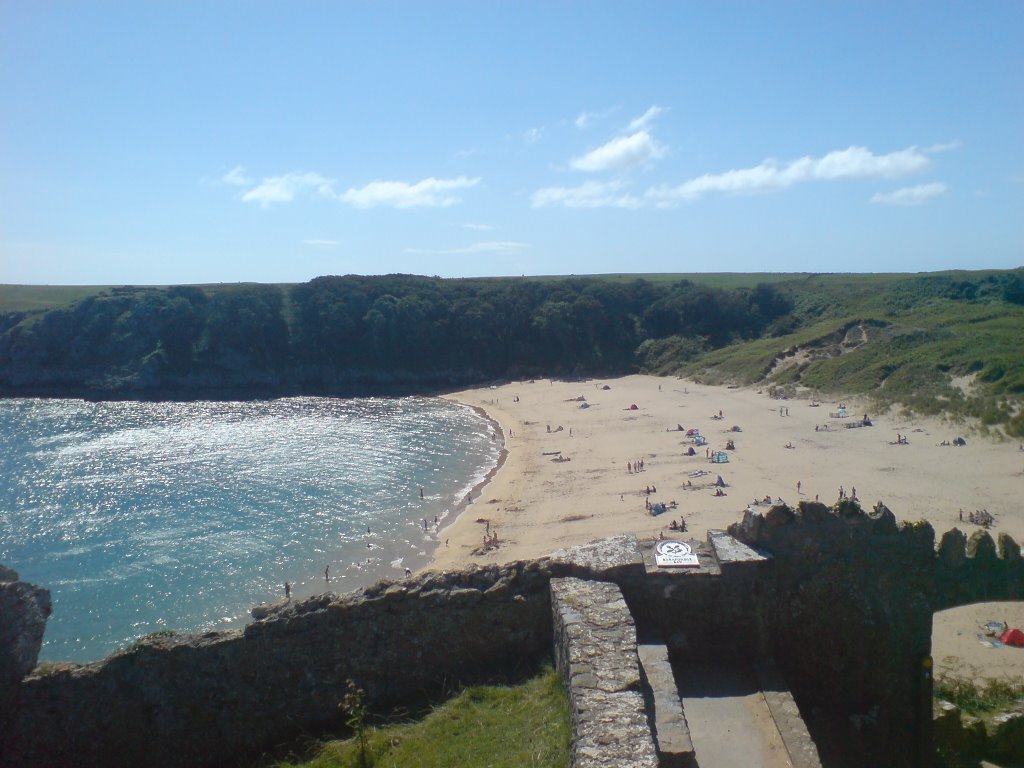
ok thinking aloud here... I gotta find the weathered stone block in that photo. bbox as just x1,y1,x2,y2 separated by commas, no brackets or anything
967,530,998,563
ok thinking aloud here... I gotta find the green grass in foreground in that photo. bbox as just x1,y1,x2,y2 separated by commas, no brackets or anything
934,675,1024,715
265,667,570,768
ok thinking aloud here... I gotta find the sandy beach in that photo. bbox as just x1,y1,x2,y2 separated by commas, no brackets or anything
429,374,1024,680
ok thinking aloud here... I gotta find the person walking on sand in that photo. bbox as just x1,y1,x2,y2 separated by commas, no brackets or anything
797,481,802,495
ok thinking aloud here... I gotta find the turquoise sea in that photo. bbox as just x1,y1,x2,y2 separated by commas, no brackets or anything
0,396,500,663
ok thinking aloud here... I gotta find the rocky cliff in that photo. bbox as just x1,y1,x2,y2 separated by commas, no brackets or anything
0,565,51,725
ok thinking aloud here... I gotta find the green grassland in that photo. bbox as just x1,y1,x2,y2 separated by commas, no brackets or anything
669,270,1024,436
262,668,570,768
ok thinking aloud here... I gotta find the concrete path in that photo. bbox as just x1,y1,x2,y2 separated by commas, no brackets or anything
674,663,795,768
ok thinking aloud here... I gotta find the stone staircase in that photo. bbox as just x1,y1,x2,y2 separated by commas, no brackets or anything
550,531,822,768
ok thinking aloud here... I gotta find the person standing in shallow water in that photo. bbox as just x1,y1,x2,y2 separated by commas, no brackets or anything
284,581,291,600
324,565,330,582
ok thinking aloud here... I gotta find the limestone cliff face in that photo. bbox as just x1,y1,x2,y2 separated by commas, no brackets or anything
0,565,51,722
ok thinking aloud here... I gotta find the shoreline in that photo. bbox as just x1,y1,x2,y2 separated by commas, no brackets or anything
257,401,508,617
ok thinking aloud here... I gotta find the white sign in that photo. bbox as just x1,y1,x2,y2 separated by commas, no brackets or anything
655,540,700,568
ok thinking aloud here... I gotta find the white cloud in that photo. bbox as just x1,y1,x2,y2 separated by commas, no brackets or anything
628,105,666,132
575,111,595,129
869,182,948,206
574,106,619,129
405,241,531,255
647,145,931,205
301,239,340,248
530,180,643,209
460,223,495,231
571,131,666,172
241,172,335,207
523,127,545,144
221,166,253,186
338,176,481,209
924,140,962,154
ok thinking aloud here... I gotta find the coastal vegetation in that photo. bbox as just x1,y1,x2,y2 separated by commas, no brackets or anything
262,667,570,768
1,268,1021,434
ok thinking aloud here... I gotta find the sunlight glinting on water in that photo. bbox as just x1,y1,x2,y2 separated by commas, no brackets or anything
0,396,499,663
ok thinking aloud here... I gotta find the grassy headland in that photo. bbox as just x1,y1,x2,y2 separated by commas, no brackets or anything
1,269,1021,434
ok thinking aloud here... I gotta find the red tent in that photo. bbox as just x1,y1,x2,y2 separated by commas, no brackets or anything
1000,628,1024,647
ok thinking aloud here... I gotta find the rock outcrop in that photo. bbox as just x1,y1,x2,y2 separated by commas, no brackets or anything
0,565,51,722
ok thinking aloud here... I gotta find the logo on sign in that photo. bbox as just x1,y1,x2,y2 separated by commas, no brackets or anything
655,540,700,568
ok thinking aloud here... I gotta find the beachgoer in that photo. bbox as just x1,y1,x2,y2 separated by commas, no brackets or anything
797,481,802,494
324,565,330,582
851,486,857,499
284,581,291,599
404,567,412,577
419,486,424,499
434,515,438,525
445,538,449,547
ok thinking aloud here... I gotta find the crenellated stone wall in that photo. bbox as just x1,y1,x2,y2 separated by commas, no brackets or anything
728,502,938,767
934,527,1024,610
3,504,1023,768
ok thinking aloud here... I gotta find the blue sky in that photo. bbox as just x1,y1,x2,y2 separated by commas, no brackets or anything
1,2,1021,285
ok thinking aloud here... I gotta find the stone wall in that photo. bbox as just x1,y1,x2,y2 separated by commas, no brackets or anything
934,527,1024,610
728,502,937,767
551,577,659,768
3,505,1023,768
3,563,553,768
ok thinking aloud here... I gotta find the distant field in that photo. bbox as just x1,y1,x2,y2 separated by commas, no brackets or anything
0,285,115,313
0,282,291,314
